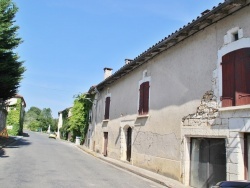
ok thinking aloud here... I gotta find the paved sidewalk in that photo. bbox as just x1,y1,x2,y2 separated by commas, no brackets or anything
77,145,188,188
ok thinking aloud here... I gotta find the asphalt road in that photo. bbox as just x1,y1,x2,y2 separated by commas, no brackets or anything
0,131,165,188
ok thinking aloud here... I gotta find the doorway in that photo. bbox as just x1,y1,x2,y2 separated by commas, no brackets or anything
126,127,132,161
190,138,226,188
103,132,108,156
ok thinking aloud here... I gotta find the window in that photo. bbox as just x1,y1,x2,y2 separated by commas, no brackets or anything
221,48,250,107
88,110,92,122
234,33,239,41
104,96,110,119
138,81,149,115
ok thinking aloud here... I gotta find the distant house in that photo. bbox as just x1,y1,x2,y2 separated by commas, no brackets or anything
6,94,26,135
57,107,72,139
85,1,250,187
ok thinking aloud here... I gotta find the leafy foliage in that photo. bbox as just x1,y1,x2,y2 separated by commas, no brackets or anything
24,106,57,132
6,98,22,135
68,93,93,143
0,0,25,101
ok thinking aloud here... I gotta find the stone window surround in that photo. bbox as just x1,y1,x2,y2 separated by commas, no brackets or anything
224,27,243,45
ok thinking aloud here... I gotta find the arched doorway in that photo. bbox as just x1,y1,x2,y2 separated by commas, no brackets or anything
126,127,132,161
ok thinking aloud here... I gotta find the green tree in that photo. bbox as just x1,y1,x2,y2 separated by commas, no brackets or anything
50,118,58,132
24,107,56,132
68,93,93,143
24,106,41,131
0,0,25,101
38,108,53,131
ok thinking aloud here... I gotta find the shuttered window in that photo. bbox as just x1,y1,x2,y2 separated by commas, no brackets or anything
139,81,149,115
221,48,250,107
104,97,110,119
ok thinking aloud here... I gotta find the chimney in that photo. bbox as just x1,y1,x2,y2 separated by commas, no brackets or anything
125,59,133,65
104,67,113,79
201,9,210,16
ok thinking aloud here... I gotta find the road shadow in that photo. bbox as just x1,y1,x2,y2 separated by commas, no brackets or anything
0,148,8,158
0,137,31,158
22,132,30,137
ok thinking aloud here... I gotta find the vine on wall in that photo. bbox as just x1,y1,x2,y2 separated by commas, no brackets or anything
68,93,93,144
7,99,23,135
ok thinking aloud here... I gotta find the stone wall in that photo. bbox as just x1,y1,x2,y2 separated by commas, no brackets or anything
182,90,219,127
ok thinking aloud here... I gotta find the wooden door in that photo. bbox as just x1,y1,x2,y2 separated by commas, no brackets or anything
127,127,132,161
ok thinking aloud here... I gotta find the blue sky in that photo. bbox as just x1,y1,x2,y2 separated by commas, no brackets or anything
14,0,223,118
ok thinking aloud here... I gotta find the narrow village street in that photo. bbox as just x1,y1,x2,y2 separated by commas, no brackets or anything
0,131,165,188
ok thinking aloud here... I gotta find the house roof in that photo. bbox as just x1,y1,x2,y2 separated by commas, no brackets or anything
13,94,26,107
58,107,72,114
90,0,249,93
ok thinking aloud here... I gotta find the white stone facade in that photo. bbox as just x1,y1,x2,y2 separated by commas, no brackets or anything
86,1,250,187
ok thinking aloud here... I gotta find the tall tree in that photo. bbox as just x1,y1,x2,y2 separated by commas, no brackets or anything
0,0,25,101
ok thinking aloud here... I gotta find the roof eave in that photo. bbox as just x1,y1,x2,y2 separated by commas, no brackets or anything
91,0,249,92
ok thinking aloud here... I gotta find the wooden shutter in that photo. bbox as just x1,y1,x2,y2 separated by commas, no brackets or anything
222,52,235,107
139,82,149,115
104,97,110,119
235,48,250,106
139,84,143,115
143,81,149,114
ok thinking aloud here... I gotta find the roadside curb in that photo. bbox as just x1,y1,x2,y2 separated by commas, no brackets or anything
76,145,186,188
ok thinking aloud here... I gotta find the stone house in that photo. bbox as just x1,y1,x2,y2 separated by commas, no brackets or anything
6,94,26,135
85,1,250,187
57,107,72,139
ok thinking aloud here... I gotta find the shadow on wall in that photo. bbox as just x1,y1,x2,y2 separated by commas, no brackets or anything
135,118,148,127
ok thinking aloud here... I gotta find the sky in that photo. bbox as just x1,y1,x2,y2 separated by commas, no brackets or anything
13,0,223,118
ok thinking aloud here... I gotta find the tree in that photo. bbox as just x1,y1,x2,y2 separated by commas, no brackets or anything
38,108,53,131
50,118,58,132
0,0,25,101
68,93,93,143
23,107,41,130
24,107,57,132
